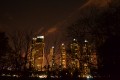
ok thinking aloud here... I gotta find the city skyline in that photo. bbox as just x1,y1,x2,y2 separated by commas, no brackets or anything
28,35,97,78
0,0,120,79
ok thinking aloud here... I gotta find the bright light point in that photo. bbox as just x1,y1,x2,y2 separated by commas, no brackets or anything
73,39,76,41
62,43,64,45
37,65,40,66
86,75,93,79
87,76,90,79
84,63,87,66
39,75,47,78
52,46,54,48
62,60,65,61
38,57,41,59
33,38,37,40
37,36,44,39
85,39,88,42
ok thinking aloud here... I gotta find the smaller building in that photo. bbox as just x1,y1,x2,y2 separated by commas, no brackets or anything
60,43,66,69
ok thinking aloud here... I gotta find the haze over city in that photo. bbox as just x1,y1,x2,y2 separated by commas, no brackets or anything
0,0,120,80
0,0,115,35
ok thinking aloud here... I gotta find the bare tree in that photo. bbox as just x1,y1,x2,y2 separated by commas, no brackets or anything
67,5,120,77
9,30,34,71
66,7,107,77
0,32,12,70
23,30,33,70
67,7,107,49
9,31,24,70
44,34,62,70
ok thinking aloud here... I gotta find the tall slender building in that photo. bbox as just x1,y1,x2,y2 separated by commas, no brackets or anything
31,36,45,71
70,39,80,69
30,37,37,69
81,40,91,77
49,46,54,69
61,43,66,69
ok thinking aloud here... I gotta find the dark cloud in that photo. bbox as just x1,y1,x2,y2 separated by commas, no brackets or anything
0,0,118,38
0,0,87,31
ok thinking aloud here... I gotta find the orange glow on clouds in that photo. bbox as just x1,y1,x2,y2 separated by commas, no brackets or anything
47,27,57,33
80,0,111,9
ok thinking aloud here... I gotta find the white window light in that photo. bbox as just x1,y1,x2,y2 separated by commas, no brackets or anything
52,46,54,48
73,39,76,41
37,36,44,39
62,43,64,46
84,39,88,42
33,38,37,40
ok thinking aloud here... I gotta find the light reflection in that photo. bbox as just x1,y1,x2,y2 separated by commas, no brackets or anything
38,75,47,78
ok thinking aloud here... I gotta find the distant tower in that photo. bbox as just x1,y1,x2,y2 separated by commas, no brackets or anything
70,39,80,69
90,50,98,68
31,36,45,71
49,46,54,70
61,43,66,69
30,37,37,69
81,39,91,77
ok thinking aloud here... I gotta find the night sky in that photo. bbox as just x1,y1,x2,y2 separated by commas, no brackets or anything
0,0,85,32
0,0,112,31
0,0,117,44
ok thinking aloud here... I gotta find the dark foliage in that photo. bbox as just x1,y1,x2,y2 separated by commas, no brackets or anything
0,32,10,56
97,5,120,78
0,32,11,70
67,3,120,78
98,36,120,79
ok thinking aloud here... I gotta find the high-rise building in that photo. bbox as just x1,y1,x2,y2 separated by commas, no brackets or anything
81,40,92,77
31,36,45,71
49,46,54,69
70,39,80,69
60,43,66,69
28,36,98,77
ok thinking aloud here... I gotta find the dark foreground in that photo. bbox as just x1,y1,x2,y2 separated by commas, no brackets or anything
0,76,117,80
0,70,119,80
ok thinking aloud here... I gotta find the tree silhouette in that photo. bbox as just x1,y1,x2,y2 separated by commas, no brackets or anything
97,4,120,78
0,32,11,70
9,30,34,71
67,4,120,78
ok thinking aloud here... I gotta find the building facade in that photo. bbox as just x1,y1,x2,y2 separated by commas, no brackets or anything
30,36,45,71
60,43,66,69
28,36,98,77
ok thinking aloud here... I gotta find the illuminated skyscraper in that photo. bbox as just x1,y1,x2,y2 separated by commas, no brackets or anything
60,43,66,69
29,37,37,69
31,36,45,71
70,39,80,68
49,46,54,69
81,40,91,77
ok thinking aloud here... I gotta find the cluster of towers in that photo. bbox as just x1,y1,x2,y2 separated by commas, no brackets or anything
28,36,98,77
